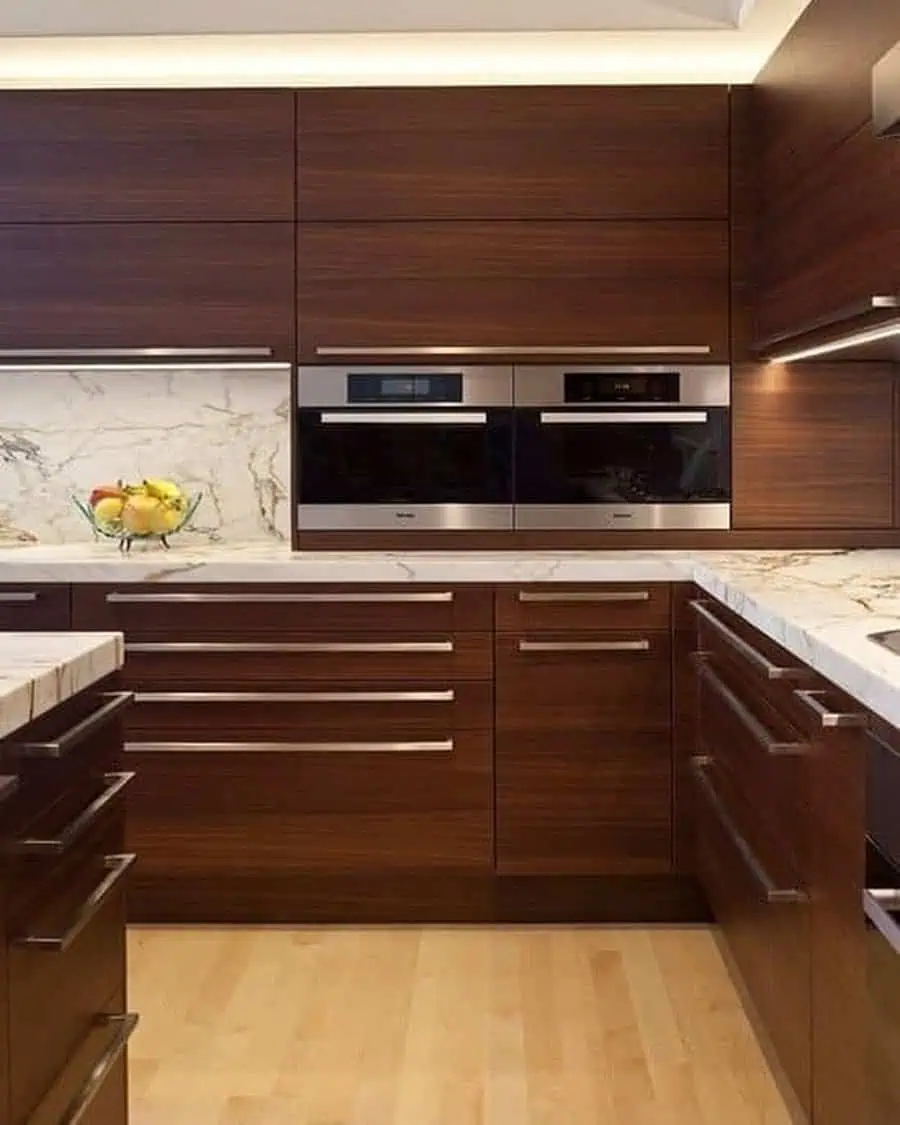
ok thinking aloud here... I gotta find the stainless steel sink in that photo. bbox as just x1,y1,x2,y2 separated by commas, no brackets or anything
869,630,900,656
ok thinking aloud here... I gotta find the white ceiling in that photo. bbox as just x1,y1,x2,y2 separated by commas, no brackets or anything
0,1,757,37
0,0,812,88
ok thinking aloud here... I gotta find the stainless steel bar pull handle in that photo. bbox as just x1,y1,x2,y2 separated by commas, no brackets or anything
13,773,135,856
16,853,137,952
319,411,488,425
129,740,455,755
136,690,455,704
519,639,650,653
0,346,273,359
689,601,808,682
51,1013,140,1125
794,689,867,729
107,591,454,604
0,591,38,604
540,411,709,425
518,590,650,604
10,692,134,760
0,775,19,804
864,890,900,955
691,759,805,905
315,345,714,358
128,640,454,655
693,655,807,756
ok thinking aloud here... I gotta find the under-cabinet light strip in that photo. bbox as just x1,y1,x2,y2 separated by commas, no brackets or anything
768,318,900,364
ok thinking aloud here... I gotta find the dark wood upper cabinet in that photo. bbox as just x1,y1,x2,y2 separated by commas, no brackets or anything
0,90,295,223
296,86,730,221
297,220,730,361
0,223,295,359
732,363,895,530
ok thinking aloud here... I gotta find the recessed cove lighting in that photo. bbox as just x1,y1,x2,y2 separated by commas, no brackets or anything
767,319,900,364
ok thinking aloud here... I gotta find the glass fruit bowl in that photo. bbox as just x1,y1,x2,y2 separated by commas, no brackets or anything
72,482,202,553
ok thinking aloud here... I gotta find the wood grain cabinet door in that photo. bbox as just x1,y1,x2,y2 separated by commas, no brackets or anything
297,220,730,362
0,586,70,631
0,223,295,359
495,632,673,875
0,90,295,222
296,86,729,221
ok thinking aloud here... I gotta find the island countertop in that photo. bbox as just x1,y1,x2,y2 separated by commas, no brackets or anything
0,631,124,741
3,543,900,727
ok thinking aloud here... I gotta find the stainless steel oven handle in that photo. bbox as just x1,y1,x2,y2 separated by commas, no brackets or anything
319,411,488,425
692,758,806,904
13,772,136,856
107,591,454,604
689,601,808,682
315,346,714,357
864,890,900,955
539,411,710,424
794,689,867,729
15,854,137,952
55,1013,140,1125
693,654,808,757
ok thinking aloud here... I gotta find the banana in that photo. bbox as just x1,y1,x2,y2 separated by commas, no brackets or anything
143,478,186,509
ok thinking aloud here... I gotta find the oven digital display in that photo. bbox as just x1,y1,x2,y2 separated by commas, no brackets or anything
348,373,464,403
563,371,679,403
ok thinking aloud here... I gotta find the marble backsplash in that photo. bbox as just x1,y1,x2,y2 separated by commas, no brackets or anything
0,366,291,544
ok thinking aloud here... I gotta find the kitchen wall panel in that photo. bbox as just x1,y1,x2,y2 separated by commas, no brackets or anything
296,86,729,222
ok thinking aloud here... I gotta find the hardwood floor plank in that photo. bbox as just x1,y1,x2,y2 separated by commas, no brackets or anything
128,925,793,1125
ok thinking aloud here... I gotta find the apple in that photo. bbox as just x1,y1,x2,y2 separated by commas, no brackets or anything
89,483,125,509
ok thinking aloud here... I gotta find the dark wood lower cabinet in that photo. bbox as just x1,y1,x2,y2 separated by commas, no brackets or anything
0,586,70,631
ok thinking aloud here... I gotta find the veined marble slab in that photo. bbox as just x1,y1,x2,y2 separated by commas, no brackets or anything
4,543,900,728
0,632,124,740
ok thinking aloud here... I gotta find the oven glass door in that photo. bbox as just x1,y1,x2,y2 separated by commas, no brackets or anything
515,406,731,507
297,407,514,528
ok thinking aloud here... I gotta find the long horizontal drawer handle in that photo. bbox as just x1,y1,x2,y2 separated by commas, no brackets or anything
320,411,488,426
689,601,808,682
106,591,454,604
127,641,454,655
0,346,273,359
127,740,454,754
47,1013,140,1125
693,654,808,757
864,890,900,955
134,690,455,704
15,853,136,952
794,688,867,730
540,411,709,425
691,758,805,905
518,639,650,653
0,591,39,604
12,773,135,857
315,345,713,357
9,692,134,760
518,590,651,604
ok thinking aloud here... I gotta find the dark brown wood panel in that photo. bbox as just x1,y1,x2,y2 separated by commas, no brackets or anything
125,730,492,876
73,584,493,636
0,585,69,631
123,631,492,688
756,0,900,204
0,223,295,360
296,86,729,221
297,220,730,361
0,90,295,223
672,584,699,872
732,362,895,529
496,584,671,634
495,633,672,875
694,763,812,1116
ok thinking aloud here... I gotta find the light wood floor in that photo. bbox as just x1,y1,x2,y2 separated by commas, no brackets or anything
128,925,793,1125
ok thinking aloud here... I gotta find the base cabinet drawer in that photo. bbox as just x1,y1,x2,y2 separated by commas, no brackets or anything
694,760,811,1116
0,586,70,632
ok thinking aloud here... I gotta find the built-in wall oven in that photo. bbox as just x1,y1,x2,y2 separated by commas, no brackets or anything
866,729,900,1125
514,365,731,530
296,365,514,531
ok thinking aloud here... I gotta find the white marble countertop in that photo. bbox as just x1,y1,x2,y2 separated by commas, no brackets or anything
4,542,900,728
0,632,124,741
